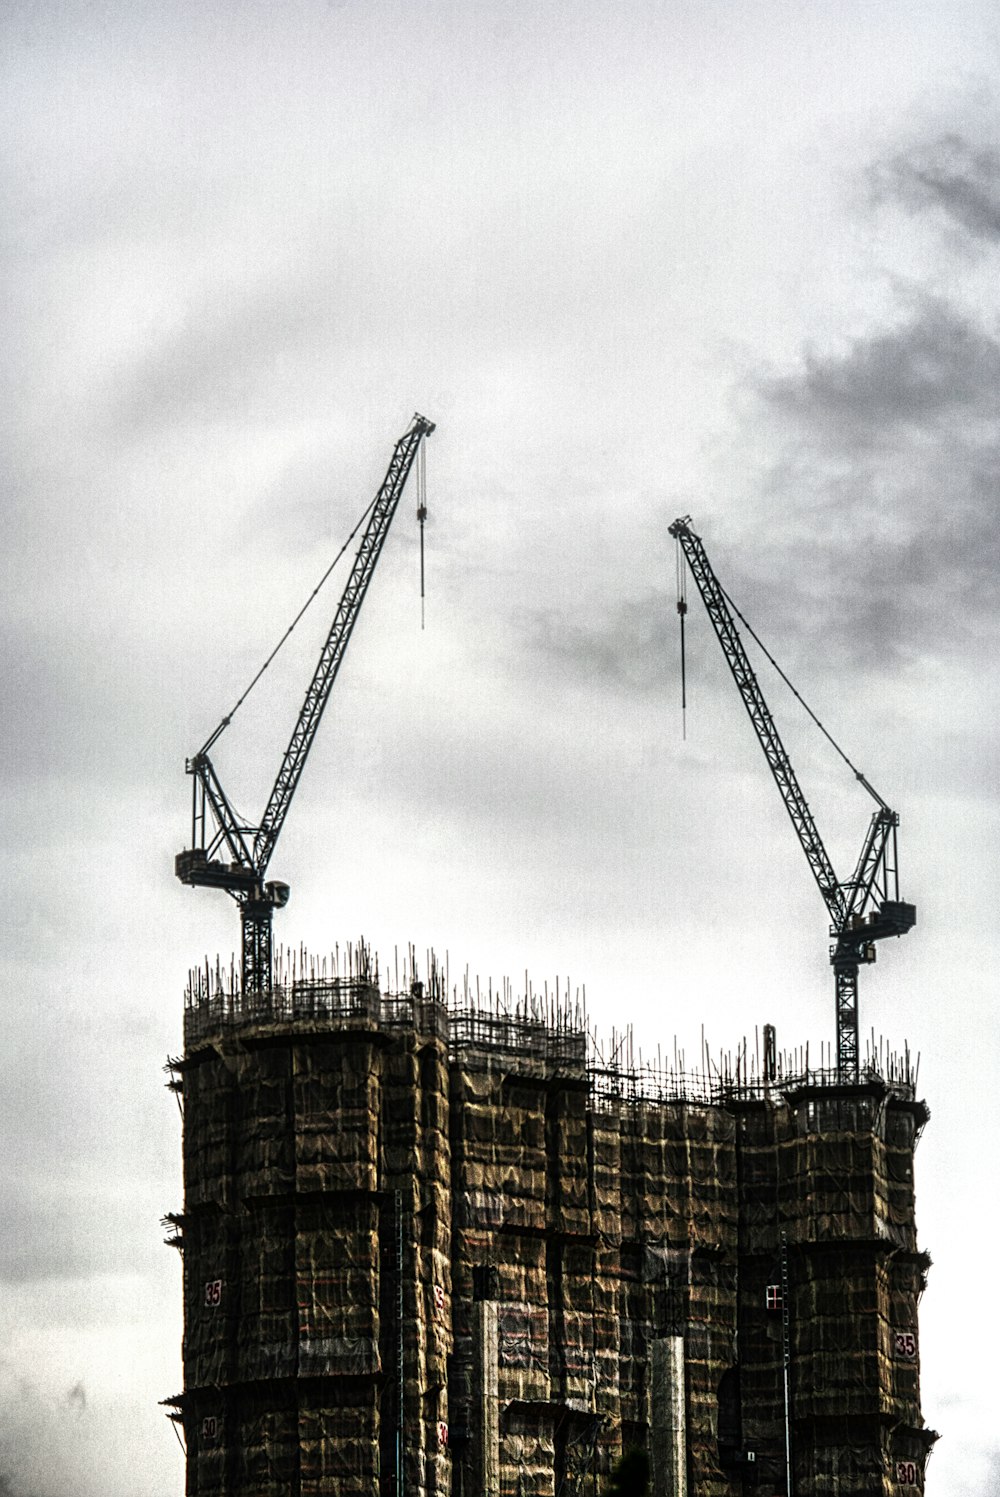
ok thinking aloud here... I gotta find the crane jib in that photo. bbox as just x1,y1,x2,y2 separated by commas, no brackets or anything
175,414,435,995
254,416,434,874
668,516,915,1079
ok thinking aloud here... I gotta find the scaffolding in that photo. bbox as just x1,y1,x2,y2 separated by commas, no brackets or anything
167,945,934,1496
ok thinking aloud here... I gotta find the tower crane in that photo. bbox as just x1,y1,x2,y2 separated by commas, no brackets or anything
175,413,435,995
668,516,915,1080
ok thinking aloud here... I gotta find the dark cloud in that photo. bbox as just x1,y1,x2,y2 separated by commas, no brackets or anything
527,296,1000,700
527,593,673,693
872,131,1000,243
737,295,1000,680
759,298,1000,447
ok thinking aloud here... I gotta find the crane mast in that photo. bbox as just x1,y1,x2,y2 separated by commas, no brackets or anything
668,516,915,1079
176,413,435,994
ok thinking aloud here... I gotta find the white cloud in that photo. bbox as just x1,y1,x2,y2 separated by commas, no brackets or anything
3,3,1000,1491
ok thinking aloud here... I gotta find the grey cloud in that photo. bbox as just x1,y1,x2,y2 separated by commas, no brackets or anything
527,593,673,693
872,132,1000,243
747,300,1000,681
113,269,327,436
0,1374,65,1497
527,297,1000,697
0,1201,106,1286
759,300,1000,447
0,1477,57,1497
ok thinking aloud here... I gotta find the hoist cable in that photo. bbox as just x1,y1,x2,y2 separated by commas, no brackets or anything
675,537,688,741
417,434,427,630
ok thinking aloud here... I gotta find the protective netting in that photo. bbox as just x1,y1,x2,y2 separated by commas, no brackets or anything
170,983,931,1496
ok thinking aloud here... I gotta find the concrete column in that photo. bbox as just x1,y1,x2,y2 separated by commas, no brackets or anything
650,1335,687,1497
473,1299,500,1497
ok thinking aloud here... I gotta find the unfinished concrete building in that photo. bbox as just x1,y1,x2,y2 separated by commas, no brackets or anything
165,949,933,1497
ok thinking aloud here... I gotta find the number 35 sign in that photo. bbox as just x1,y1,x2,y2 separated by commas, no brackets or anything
894,1330,917,1361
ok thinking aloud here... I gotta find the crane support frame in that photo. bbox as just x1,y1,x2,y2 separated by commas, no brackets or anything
841,809,897,926
189,753,256,871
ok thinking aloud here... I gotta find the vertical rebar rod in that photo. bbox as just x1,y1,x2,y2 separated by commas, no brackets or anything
780,1231,793,1497
396,1189,404,1497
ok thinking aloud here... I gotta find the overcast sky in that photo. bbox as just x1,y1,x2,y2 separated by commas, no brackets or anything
3,2,1000,1493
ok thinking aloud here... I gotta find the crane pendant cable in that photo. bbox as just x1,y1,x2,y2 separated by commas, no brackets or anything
717,579,887,810
198,489,384,757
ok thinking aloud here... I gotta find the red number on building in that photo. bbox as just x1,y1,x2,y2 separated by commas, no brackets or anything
894,1330,917,1361
201,1416,219,1444
204,1278,223,1308
437,1421,449,1448
896,1459,918,1486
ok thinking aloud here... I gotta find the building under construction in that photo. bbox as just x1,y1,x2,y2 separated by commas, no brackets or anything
166,423,932,1492
164,946,933,1497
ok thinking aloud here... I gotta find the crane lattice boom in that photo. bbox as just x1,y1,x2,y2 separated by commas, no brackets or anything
176,413,435,994
668,516,915,1078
